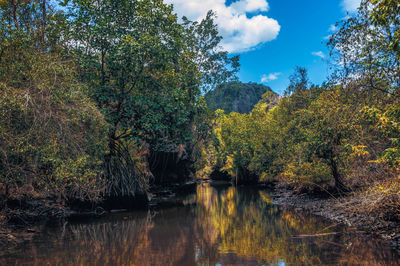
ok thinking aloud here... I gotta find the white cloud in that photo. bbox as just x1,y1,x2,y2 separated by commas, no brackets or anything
261,72,281,83
230,0,269,13
323,24,338,41
165,0,280,53
312,51,326,59
341,0,361,12
328,24,338,32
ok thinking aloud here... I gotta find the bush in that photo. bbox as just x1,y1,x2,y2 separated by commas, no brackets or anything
280,160,332,193
0,40,108,202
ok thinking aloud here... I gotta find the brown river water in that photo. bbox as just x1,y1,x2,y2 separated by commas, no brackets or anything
2,183,400,265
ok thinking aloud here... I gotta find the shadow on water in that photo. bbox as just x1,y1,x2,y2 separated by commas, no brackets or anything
2,183,400,265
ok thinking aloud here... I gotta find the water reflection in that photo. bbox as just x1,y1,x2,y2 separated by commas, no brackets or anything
2,183,400,265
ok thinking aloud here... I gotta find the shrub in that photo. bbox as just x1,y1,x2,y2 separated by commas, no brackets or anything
0,40,108,202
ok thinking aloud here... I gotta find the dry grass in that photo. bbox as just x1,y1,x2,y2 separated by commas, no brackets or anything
362,176,400,221
338,174,400,224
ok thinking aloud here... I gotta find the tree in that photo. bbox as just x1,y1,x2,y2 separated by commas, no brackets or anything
182,11,240,93
0,21,108,201
285,66,309,95
64,0,239,195
329,0,400,96
329,0,400,174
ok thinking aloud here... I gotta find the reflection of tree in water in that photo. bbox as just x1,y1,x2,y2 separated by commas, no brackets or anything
4,212,154,265
68,215,154,265
2,184,400,265
6,209,198,266
134,207,197,266
194,183,400,265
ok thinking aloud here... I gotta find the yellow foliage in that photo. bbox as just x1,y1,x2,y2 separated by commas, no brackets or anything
351,145,370,158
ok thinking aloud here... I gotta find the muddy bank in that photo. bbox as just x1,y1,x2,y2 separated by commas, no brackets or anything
0,197,69,251
271,185,400,252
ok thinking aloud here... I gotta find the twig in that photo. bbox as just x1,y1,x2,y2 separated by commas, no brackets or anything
292,232,340,238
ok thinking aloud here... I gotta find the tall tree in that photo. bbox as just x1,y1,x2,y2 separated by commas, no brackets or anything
63,0,239,196
285,66,309,95
41,0,46,49
12,0,17,29
182,11,240,94
329,0,400,95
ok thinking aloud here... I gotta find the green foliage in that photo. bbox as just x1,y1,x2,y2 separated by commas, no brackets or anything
182,11,240,93
67,0,193,146
208,0,399,199
285,66,309,95
66,0,238,147
0,0,239,200
362,103,400,167
329,0,400,94
0,34,108,201
281,160,332,191
212,97,275,184
60,0,239,195
211,65,398,193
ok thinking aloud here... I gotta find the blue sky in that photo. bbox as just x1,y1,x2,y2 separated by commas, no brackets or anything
166,0,361,94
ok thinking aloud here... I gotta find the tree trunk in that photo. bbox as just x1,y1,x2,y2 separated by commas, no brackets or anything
12,0,18,29
101,49,105,85
329,157,347,193
41,0,46,51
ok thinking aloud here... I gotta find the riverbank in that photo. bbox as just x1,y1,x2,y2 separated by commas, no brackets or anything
271,185,400,252
0,197,70,250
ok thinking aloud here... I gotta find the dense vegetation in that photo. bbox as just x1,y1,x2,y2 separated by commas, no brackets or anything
204,0,399,219
0,0,238,203
0,0,398,226
205,81,274,114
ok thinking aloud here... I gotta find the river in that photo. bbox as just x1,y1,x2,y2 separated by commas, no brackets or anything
2,182,399,265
